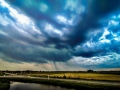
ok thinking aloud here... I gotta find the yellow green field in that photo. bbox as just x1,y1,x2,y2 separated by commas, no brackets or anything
1,71,120,82
29,72,120,82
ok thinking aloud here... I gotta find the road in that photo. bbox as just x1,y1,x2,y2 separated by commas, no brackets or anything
0,75,120,86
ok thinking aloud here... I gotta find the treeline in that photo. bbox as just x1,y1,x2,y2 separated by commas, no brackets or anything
0,70,120,74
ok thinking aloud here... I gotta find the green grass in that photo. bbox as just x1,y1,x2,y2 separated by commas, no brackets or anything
0,79,10,90
2,77,120,90
0,72,4,76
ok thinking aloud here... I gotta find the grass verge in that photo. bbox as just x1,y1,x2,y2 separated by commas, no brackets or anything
0,79,10,90
1,77,120,90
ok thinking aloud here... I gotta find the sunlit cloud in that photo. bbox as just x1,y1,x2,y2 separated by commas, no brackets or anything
44,23,63,37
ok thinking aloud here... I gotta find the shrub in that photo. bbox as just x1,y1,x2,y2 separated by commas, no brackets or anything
0,79,10,90
63,75,66,78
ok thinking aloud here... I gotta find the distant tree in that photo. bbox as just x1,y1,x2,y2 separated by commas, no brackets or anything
87,69,93,72
63,74,66,78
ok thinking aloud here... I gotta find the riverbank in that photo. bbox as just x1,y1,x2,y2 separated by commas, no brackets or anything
1,77,120,90
0,79,10,90
1,71,120,82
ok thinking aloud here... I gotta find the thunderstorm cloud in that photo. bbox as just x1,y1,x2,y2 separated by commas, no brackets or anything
0,0,120,70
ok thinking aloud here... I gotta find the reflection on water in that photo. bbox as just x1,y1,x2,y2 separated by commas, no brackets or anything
9,81,75,90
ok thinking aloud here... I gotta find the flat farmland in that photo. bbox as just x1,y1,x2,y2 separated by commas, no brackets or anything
28,72,120,82
1,71,120,90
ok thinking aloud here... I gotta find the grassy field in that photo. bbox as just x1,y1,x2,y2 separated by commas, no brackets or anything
28,72,120,82
0,71,120,90
1,71,120,82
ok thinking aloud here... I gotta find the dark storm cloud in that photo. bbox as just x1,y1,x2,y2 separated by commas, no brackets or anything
0,39,71,63
0,1,71,64
73,13,120,57
39,0,120,48
0,0,120,68
5,0,120,48
75,43,120,58
88,0,120,17
5,0,66,27
4,0,82,47
66,0,120,47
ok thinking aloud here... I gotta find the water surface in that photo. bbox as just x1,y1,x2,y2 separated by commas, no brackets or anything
9,81,75,90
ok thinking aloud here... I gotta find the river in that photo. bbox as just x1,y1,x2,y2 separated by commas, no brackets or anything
9,81,75,90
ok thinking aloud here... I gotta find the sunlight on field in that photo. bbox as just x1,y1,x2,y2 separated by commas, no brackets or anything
1,71,120,82
29,72,120,81
52,73,120,81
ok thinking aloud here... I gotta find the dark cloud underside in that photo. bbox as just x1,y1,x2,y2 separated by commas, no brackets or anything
0,0,120,69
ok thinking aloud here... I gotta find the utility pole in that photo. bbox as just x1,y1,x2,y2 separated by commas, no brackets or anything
48,75,49,80
4,72,6,76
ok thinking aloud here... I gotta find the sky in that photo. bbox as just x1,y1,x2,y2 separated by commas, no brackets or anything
0,0,120,71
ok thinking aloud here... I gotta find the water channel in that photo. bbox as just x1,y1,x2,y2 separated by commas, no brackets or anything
9,81,75,90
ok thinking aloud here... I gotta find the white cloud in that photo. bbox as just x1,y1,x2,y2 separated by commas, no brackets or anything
0,0,41,34
69,53,120,67
56,15,67,24
0,15,9,26
109,20,119,26
68,56,103,65
0,0,8,7
45,23,63,36
64,0,85,14
0,0,45,45
99,28,111,43
39,3,48,13
56,15,74,25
